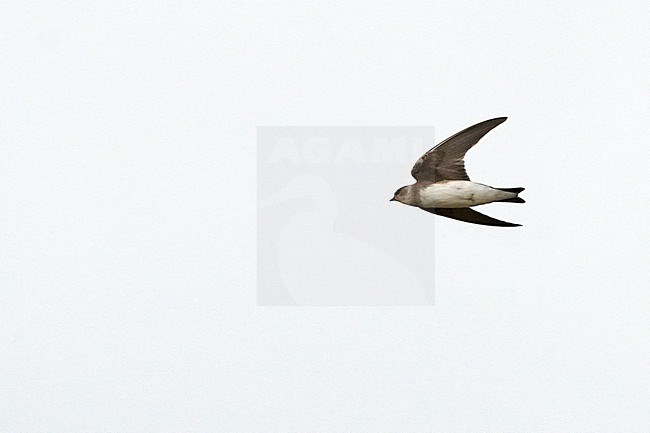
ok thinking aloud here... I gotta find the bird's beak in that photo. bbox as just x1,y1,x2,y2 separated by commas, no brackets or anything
390,197,396,202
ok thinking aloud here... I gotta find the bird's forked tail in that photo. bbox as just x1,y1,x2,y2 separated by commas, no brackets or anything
496,187,525,194
495,187,525,203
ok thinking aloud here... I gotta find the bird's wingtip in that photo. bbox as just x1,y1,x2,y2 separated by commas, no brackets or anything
481,117,508,126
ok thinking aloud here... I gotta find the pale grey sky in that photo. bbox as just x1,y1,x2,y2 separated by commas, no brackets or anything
1,1,649,432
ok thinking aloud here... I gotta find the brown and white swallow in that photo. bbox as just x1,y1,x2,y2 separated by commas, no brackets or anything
391,117,524,227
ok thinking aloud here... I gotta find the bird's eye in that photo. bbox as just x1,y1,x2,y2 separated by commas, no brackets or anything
394,187,404,196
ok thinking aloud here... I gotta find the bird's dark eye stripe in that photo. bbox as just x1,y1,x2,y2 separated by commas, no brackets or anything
394,187,404,195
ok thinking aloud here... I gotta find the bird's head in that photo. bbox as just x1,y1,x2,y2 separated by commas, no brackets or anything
390,185,411,204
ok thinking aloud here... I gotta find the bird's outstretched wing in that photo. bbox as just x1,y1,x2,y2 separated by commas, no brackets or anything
422,207,521,227
411,117,507,182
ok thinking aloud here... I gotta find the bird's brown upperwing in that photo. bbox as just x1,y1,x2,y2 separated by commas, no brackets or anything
422,207,521,227
411,117,507,182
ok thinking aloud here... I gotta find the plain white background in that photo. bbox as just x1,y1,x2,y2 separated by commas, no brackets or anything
1,1,649,431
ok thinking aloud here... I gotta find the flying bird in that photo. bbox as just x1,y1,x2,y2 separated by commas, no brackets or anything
391,117,524,227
